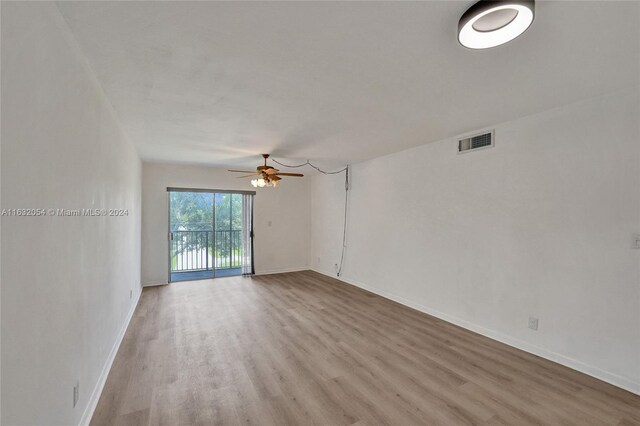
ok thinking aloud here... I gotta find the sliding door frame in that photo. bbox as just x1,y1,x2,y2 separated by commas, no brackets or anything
167,187,256,283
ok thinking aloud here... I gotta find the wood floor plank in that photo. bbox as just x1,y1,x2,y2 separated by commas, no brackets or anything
91,271,640,425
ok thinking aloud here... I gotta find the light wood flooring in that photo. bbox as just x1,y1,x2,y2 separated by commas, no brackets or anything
91,271,640,425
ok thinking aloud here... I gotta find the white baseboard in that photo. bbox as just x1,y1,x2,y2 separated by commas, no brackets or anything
311,268,640,396
79,287,143,426
143,281,168,287
255,266,309,276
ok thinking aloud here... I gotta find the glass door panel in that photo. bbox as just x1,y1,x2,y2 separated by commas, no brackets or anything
169,191,214,282
214,193,244,277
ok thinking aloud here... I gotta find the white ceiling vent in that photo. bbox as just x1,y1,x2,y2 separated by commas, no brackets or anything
458,130,494,153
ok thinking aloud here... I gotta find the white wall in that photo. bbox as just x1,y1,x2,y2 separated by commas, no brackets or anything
142,162,309,285
1,3,142,424
310,89,640,394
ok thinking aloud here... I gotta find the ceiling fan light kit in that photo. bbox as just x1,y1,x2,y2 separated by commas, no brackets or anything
228,154,303,188
458,0,534,49
251,177,279,188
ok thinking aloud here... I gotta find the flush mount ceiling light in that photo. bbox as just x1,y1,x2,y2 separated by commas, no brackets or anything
458,0,534,49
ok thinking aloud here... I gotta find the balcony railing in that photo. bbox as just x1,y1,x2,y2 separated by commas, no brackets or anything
170,230,243,272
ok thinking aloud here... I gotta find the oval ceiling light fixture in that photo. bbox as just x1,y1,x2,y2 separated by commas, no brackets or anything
458,0,535,49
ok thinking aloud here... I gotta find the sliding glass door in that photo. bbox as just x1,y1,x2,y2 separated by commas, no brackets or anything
168,188,254,282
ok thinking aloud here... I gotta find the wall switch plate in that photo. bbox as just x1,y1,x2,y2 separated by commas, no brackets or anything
528,317,539,331
73,381,79,408
633,234,640,249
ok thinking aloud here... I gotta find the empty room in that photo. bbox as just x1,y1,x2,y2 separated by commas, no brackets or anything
1,1,639,425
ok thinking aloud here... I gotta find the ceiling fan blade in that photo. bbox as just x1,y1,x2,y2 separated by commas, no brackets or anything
228,170,257,173
236,174,260,178
274,172,304,177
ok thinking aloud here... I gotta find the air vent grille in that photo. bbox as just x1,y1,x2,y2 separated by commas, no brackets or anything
458,130,494,153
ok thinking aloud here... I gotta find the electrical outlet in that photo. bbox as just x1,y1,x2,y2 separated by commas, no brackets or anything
528,317,539,331
130,289,133,299
73,381,79,408
334,263,339,273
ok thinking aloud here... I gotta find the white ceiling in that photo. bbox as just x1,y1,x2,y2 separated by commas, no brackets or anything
57,1,639,169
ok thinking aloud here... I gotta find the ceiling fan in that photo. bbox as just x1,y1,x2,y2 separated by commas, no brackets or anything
228,154,303,187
